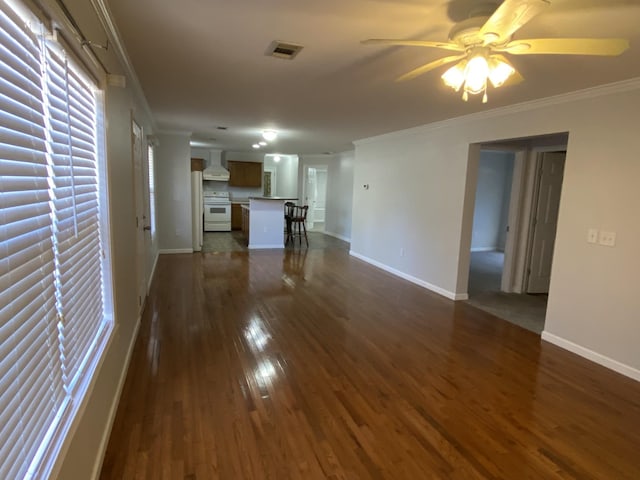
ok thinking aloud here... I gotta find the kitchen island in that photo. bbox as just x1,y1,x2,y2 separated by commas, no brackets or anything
246,197,297,249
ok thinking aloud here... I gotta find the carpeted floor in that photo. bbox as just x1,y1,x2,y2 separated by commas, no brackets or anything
465,251,547,335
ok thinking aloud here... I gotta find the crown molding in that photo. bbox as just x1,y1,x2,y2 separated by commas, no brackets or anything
354,77,640,146
89,0,156,131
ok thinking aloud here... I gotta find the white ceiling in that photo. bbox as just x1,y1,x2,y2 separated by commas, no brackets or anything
99,0,640,154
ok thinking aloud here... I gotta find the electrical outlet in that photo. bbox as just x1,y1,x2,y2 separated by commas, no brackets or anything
587,228,598,244
400,247,405,257
598,231,616,247
263,226,268,232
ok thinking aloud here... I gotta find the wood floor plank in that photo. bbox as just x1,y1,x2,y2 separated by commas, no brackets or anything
100,248,640,479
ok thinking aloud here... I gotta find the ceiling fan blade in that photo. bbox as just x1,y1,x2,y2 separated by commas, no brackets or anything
361,39,464,52
498,38,630,56
480,0,550,44
396,55,466,82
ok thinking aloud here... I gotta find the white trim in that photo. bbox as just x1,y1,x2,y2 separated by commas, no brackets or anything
159,248,193,254
89,0,155,127
349,251,467,301
147,251,159,291
470,247,496,252
248,244,284,250
323,230,351,243
541,331,640,382
354,78,640,146
90,318,142,479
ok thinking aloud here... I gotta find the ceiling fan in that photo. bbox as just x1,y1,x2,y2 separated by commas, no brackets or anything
362,0,630,102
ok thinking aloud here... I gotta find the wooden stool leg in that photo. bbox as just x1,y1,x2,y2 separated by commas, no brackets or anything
302,219,308,247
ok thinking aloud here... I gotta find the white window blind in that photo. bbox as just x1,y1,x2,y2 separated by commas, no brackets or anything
0,5,67,479
44,43,108,394
0,1,112,478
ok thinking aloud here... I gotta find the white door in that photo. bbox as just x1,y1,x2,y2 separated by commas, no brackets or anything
132,120,147,314
314,168,327,223
304,167,317,229
527,151,566,293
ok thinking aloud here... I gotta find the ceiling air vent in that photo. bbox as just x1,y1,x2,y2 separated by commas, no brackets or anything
267,41,303,60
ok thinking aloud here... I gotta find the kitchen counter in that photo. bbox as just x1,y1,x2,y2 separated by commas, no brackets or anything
248,196,298,201
246,197,297,249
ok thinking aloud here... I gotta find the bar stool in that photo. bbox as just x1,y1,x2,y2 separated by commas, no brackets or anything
284,201,295,239
286,205,309,247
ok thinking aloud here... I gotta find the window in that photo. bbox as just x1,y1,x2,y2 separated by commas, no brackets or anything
148,143,155,237
0,1,113,478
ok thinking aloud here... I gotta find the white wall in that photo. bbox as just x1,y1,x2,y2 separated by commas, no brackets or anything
264,154,299,197
156,134,191,252
299,151,354,242
471,151,514,251
352,81,640,378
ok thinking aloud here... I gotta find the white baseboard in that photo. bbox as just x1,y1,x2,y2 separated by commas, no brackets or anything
91,317,142,479
470,247,498,252
349,251,466,301
541,331,640,382
323,231,351,242
159,248,193,254
248,244,283,250
147,252,159,292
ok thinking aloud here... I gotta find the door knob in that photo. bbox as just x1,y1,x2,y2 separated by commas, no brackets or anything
143,226,151,231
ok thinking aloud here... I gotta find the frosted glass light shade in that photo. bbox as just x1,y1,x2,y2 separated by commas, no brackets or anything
488,58,515,87
464,55,489,95
441,61,466,91
262,130,278,141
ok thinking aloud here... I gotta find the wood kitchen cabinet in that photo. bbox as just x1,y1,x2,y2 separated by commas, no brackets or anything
227,161,262,187
231,203,243,230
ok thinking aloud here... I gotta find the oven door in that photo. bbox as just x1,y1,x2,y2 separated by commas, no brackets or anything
204,202,231,231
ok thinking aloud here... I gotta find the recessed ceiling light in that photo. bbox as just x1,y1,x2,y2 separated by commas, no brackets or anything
262,130,277,141
259,141,267,146
252,144,260,149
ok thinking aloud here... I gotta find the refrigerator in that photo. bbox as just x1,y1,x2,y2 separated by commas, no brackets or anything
191,170,203,251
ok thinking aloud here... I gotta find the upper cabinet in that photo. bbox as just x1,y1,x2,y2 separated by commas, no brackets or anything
227,160,262,187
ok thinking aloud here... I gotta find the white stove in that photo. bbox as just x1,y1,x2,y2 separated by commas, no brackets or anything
203,191,231,231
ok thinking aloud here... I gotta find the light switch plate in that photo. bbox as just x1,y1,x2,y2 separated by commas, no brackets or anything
599,231,616,247
587,228,598,244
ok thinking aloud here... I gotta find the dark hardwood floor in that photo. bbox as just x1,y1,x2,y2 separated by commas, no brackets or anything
100,247,640,479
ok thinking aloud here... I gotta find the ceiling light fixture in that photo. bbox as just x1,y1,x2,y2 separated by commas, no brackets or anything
259,141,267,146
441,49,515,103
273,155,281,162
252,143,260,149
262,129,278,141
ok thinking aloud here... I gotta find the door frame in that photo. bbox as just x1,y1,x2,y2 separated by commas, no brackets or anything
302,164,328,229
458,139,568,298
131,117,147,315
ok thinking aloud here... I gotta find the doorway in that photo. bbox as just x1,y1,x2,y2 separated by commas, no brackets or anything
462,135,568,334
263,167,276,197
468,150,515,296
303,165,328,232
131,119,147,316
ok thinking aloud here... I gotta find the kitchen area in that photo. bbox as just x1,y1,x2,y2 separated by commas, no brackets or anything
191,148,300,251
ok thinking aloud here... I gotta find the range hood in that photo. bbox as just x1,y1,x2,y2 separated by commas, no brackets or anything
202,164,230,181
